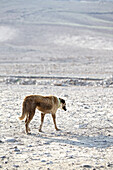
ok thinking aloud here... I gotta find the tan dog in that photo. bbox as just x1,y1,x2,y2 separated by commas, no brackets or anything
19,95,67,134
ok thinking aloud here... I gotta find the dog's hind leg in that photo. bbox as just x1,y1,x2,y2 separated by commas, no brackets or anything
52,114,60,131
39,113,45,132
25,112,35,134
25,117,30,132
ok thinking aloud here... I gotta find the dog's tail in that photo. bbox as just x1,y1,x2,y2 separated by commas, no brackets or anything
18,101,26,120
18,113,25,120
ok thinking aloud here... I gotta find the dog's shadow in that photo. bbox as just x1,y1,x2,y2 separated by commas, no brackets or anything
29,131,113,149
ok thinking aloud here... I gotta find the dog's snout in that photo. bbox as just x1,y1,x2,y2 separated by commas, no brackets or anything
63,106,67,111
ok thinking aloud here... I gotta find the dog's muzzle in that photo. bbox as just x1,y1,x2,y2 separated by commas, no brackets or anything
63,106,67,111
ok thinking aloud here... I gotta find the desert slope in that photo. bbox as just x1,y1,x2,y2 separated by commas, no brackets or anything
0,0,113,169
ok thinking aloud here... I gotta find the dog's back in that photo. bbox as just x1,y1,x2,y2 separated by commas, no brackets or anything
19,95,58,120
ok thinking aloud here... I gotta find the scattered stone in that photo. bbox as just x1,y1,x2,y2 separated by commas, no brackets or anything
100,166,104,168
1,156,6,160
0,140,3,143
46,161,53,165
20,79,36,85
69,155,73,159
49,161,53,164
64,94,68,97
107,163,113,167
84,106,89,109
83,165,92,168
0,165,2,168
79,123,88,128
28,145,32,147
43,142,50,145
14,146,20,152
41,160,46,163
4,161,8,164
14,148,20,152
13,165,19,168
5,138,17,143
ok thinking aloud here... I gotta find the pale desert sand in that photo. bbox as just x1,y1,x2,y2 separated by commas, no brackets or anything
0,82,113,169
0,0,113,169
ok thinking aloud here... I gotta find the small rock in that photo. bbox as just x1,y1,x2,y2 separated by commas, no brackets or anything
5,138,17,143
14,148,20,152
100,166,104,168
43,142,50,145
0,140,3,143
83,165,92,168
4,161,8,164
1,156,6,159
0,165,2,168
41,160,46,163
13,165,19,168
64,94,68,97
79,124,87,128
28,145,32,147
108,163,113,167
49,161,53,164
69,155,73,159
84,106,89,109
46,161,53,165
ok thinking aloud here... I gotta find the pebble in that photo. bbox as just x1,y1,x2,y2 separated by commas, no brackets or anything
100,166,104,168
46,161,53,165
68,155,73,159
43,142,50,145
5,138,17,143
28,145,32,147
1,156,6,160
13,165,19,168
79,124,87,128
84,106,89,109
4,161,8,164
41,160,46,163
0,165,2,168
0,140,3,143
108,163,113,167
14,148,20,152
64,94,68,97
83,165,92,168
49,161,53,164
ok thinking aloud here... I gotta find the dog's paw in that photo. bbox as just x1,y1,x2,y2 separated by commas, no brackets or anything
56,128,61,131
26,132,31,135
39,129,43,132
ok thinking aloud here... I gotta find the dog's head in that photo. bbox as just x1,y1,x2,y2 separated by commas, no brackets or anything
59,98,67,111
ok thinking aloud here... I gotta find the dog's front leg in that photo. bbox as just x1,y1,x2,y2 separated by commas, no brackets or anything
39,113,45,132
52,114,60,131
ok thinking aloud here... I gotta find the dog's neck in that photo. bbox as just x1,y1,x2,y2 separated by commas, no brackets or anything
57,98,61,108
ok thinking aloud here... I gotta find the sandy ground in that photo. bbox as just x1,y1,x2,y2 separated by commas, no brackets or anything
0,83,113,170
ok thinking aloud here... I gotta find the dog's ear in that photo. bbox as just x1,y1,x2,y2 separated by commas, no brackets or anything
59,98,65,104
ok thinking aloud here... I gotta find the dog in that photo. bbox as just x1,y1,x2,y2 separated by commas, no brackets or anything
19,95,67,134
